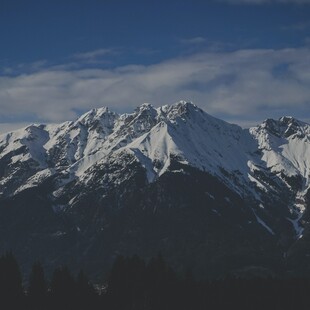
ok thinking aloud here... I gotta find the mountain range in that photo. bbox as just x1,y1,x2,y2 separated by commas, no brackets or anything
0,101,309,279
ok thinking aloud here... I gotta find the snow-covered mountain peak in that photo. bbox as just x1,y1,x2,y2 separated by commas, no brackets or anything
250,116,310,201
158,100,198,122
136,102,155,112
2,102,310,274
109,103,159,143
1,103,309,208
132,102,158,123
258,116,310,139
278,116,306,126
278,116,310,138
76,106,118,129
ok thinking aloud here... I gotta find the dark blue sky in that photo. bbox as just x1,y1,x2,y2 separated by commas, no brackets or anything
1,0,309,66
0,0,310,132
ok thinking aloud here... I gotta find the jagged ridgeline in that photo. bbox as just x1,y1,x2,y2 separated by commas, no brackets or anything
0,101,310,279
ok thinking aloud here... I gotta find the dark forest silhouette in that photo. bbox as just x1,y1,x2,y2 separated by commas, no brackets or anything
0,252,309,310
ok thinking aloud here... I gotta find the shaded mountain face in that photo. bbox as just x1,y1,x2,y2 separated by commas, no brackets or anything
0,101,309,280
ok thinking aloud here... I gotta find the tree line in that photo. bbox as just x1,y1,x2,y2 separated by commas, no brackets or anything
0,251,310,310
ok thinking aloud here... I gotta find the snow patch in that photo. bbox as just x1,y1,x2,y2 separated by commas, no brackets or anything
253,210,275,235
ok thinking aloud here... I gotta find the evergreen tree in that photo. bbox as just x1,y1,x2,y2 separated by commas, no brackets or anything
0,252,24,309
145,253,177,310
107,255,128,310
76,269,97,310
127,255,146,310
27,262,47,310
50,265,76,310
107,255,147,310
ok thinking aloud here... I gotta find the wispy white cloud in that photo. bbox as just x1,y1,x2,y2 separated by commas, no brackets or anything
73,48,118,63
1,60,48,75
0,47,310,133
179,37,206,45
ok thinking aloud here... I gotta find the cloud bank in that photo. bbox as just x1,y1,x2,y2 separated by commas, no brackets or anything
0,47,310,132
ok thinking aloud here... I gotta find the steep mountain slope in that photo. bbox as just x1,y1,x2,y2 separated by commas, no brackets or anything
0,101,309,279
